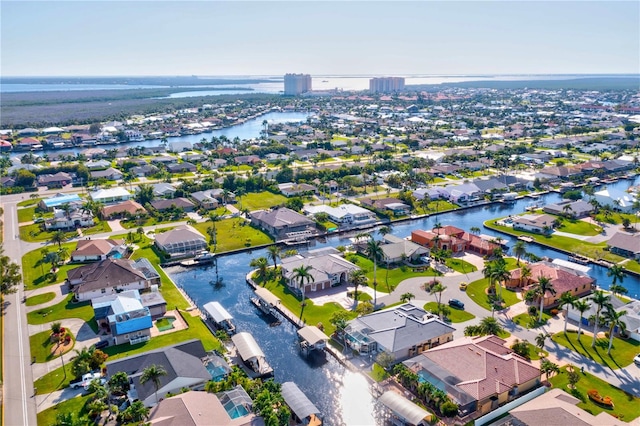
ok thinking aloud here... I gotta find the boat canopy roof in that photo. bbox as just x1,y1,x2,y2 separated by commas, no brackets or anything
231,332,265,361
254,287,280,306
297,326,329,346
203,301,233,323
378,391,432,425
281,382,320,420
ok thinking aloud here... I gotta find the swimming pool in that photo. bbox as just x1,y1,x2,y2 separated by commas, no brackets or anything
155,316,176,332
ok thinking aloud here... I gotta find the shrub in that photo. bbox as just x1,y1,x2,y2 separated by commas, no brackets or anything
550,309,559,316
440,401,459,417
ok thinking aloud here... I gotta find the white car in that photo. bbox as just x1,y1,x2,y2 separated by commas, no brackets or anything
634,354,640,366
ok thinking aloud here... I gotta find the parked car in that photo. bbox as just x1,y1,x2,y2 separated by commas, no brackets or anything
70,372,103,389
448,299,465,309
634,354,640,366
459,282,468,291
93,340,109,350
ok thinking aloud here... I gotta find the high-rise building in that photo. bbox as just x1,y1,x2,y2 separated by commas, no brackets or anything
284,73,312,96
369,77,405,93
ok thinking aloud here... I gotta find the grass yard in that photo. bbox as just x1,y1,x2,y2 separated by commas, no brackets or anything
19,220,112,242
345,253,440,293
27,294,98,332
121,216,184,229
416,200,458,215
552,330,640,369
192,217,273,253
549,366,640,422
513,341,548,360
466,277,521,311
622,260,640,274
29,329,75,363
22,242,79,290
18,197,41,207
37,394,91,426
17,206,38,223
370,363,390,382
423,302,476,323
512,312,552,329
25,292,56,306
555,218,602,236
445,257,478,273
240,191,288,212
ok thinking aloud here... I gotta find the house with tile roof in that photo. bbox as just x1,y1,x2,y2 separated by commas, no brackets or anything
506,261,595,308
403,335,540,417
281,250,359,293
511,214,556,234
345,303,455,361
101,199,147,219
607,231,640,260
106,340,211,407
154,225,207,256
71,238,125,262
250,207,317,241
379,235,429,264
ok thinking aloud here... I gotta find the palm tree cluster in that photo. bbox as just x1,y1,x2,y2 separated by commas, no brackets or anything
464,316,505,337
482,257,510,308
392,364,459,418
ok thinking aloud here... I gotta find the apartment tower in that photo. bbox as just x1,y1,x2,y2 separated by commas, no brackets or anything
369,77,405,93
284,73,312,96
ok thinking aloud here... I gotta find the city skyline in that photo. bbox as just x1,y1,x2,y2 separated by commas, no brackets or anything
1,1,639,77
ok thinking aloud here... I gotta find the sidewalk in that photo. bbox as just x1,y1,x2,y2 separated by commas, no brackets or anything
26,282,69,313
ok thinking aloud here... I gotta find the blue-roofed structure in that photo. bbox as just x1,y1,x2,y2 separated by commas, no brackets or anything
92,290,153,345
39,193,83,210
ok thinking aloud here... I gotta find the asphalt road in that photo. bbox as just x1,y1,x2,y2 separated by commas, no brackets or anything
2,193,37,426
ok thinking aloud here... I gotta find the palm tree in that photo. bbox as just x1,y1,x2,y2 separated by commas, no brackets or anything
512,240,526,266
535,276,555,323
590,290,611,348
535,332,550,353
603,305,627,354
479,316,504,336
400,292,415,303
349,269,368,307
50,230,66,249
366,238,384,305
429,281,447,320
140,364,167,405
292,265,313,305
266,245,281,270
470,226,481,235
249,257,269,283
558,292,576,333
520,264,532,287
607,265,625,294
574,299,591,340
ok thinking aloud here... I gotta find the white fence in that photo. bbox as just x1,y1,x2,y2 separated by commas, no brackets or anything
474,386,547,426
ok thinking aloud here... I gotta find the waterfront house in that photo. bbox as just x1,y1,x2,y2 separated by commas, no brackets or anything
411,226,501,257
542,199,594,218
71,238,125,262
403,335,541,417
506,261,595,308
106,340,211,407
511,214,556,234
360,197,411,215
607,231,640,260
92,290,153,345
303,203,378,227
379,234,429,264
250,207,317,241
593,188,635,212
168,141,193,152
90,187,132,205
344,303,455,361
154,225,207,256
67,258,160,302
281,251,359,293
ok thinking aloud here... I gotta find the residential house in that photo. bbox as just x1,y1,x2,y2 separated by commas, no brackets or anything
472,177,508,196
44,208,95,230
303,204,378,227
506,388,621,426
0,177,15,187
92,290,153,345
411,226,501,257
506,261,595,308
403,335,541,416
168,141,193,152
106,340,211,407
101,200,147,219
360,197,411,215
345,303,455,360
67,258,160,301
607,232,640,260
131,164,159,177
85,160,112,170
439,182,482,203
39,193,83,211
281,250,359,293
90,167,123,181
277,182,317,197
234,155,261,165
250,207,317,241
150,182,177,198
90,187,132,205
38,172,73,188
379,235,429,264
17,137,43,150
190,190,220,210
150,197,196,212
543,199,594,218
593,188,635,212
166,162,197,174
71,239,125,262
511,214,556,234
150,156,178,166
154,225,207,256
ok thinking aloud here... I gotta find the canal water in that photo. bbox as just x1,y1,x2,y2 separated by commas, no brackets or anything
168,176,640,425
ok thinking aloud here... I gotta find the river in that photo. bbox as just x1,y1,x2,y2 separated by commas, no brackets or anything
166,176,640,425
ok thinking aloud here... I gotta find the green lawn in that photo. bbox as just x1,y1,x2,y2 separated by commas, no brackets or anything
18,197,41,207
555,218,602,236
27,294,98,333
17,206,37,223
444,258,478,273
466,277,521,311
192,217,273,253
416,200,458,215
423,302,476,323
370,363,390,382
37,394,91,426
22,242,79,290
623,260,640,274
552,330,640,369
240,191,288,212
345,253,440,292
120,216,184,229
19,220,112,242
29,329,75,363
549,366,640,422
25,292,56,306
518,341,548,360
512,312,552,329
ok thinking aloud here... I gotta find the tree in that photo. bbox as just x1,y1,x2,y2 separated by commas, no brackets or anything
0,245,21,295
535,332,550,354
266,245,281,270
607,265,625,294
602,305,627,354
400,292,415,303
567,365,581,389
118,400,149,423
135,183,155,205
535,275,555,323
510,339,531,359
140,364,168,405
355,301,374,316
349,269,368,307
54,412,89,426
574,299,591,340
50,230,66,249
590,290,611,348
512,240,526,266
365,238,384,305
429,281,447,320
50,322,63,336
14,168,36,187
250,257,269,283
107,371,130,395
292,265,313,305
558,292,576,333
329,311,349,339
540,358,560,381
465,317,504,337
376,352,395,369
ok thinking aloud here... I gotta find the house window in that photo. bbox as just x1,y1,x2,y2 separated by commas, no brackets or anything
101,288,106,294
124,334,129,340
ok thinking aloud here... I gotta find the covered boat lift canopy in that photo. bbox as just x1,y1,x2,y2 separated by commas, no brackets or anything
231,332,265,362
378,391,432,426
254,287,280,306
297,326,329,350
203,301,233,323
281,382,321,422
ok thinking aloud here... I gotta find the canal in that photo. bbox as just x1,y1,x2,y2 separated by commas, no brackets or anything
168,176,640,425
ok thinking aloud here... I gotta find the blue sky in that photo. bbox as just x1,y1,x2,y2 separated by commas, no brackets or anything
1,1,638,76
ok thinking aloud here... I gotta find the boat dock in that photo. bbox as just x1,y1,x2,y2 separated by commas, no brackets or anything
230,332,273,378
202,301,236,335
297,325,329,356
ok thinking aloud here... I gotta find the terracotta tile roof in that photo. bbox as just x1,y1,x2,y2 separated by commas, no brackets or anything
72,239,123,256
510,261,593,295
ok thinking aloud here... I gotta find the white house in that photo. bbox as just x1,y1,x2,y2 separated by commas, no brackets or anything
304,204,377,226
90,187,132,205
593,188,635,212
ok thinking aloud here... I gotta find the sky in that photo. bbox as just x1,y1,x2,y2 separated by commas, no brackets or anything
1,1,639,77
